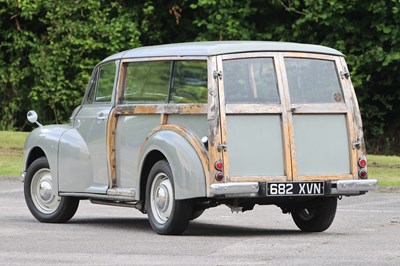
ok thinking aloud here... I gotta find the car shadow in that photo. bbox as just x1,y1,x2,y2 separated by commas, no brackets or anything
185,221,303,237
67,216,306,237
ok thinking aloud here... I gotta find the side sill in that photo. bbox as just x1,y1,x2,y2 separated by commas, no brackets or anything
59,192,136,202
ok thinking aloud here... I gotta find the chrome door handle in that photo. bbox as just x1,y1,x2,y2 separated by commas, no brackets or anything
96,113,107,123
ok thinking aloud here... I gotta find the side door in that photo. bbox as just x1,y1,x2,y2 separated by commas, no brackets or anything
59,61,118,193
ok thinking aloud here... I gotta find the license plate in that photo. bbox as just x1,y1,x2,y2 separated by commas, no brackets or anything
266,182,325,196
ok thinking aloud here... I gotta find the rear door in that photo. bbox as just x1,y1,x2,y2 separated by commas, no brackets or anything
218,53,356,182
218,53,291,182
281,53,356,181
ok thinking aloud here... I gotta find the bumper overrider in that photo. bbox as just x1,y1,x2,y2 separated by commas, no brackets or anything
210,179,379,197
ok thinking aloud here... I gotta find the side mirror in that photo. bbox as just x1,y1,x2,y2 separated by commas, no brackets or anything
27,110,43,127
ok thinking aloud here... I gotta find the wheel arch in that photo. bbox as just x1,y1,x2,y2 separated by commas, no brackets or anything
25,146,47,170
138,125,209,201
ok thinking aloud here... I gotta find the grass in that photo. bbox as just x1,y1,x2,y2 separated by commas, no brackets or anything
0,131,29,176
0,131,399,187
367,155,400,187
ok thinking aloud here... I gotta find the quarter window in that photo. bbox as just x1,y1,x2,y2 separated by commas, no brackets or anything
170,61,208,103
285,58,344,104
123,60,207,104
124,61,171,103
223,58,280,104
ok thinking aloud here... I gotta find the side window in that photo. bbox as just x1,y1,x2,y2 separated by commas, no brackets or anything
95,62,117,103
285,58,344,104
124,61,171,103
86,73,97,104
170,61,208,103
223,58,280,104
85,62,117,104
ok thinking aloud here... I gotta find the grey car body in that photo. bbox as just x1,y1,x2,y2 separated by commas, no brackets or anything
22,41,378,234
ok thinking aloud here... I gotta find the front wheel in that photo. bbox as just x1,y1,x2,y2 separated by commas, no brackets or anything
146,160,193,235
291,197,337,232
24,157,79,223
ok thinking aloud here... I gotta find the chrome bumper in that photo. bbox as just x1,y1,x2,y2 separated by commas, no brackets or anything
330,179,379,195
210,182,259,196
210,179,379,197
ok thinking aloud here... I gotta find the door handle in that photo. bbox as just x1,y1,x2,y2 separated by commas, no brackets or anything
290,105,301,112
96,113,107,124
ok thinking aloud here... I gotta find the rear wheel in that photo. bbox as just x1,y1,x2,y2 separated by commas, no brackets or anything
24,157,79,223
146,160,192,235
291,197,337,232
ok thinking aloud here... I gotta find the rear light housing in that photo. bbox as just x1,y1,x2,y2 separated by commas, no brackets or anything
358,157,367,179
214,160,224,181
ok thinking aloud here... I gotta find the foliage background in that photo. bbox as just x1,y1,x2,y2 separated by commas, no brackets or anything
1,0,399,154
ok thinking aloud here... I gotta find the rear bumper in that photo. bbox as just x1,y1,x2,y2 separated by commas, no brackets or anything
210,179,379,197
329,179,379,195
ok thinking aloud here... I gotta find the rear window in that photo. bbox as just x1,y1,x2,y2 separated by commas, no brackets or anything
285,58,344,104
223,58,280,104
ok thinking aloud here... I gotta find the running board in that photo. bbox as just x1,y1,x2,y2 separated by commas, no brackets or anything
90,199,143,210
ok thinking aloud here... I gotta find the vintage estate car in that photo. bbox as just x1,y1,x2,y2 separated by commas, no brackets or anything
22,41,378,235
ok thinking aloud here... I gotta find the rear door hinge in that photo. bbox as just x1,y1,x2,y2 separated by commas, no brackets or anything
340,69,350,79
218,142,227,152
213,70,222,80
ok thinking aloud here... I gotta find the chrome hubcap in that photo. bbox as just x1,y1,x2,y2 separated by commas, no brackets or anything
150,173,173,224
31,168,61,214
155,185,169,212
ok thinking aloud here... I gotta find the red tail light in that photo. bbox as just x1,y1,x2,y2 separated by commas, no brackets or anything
215,171,224,181
358,169,367,178
358,158,367,168
214,160,224,171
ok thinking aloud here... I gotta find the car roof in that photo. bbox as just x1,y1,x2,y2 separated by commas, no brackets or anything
102,41,343,62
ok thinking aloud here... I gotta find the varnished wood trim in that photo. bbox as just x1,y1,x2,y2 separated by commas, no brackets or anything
229,176,288,182
206,56,223,194
277,53,296,180
274,54,293,180
120,56,208,65
221,52,276,60
289,103,348,113
116,104,207,115
107,108,118,188
160,113,168,125
281,52,339,60
225,104,282,114
148,124,210,181
296,174,354,181
216,55,230,183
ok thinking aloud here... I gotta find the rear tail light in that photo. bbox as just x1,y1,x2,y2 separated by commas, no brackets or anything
358,169,367,178
215,171,224,181
358,158,367,168
358,157,367,178
214,160,224,171
214,160,224,181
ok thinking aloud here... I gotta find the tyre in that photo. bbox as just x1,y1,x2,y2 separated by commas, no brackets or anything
146,160,193,235
291,197,337,232
24,157,79,223
191,209,205,221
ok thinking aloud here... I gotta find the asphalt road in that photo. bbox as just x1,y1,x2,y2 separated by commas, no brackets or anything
1,177,399,265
